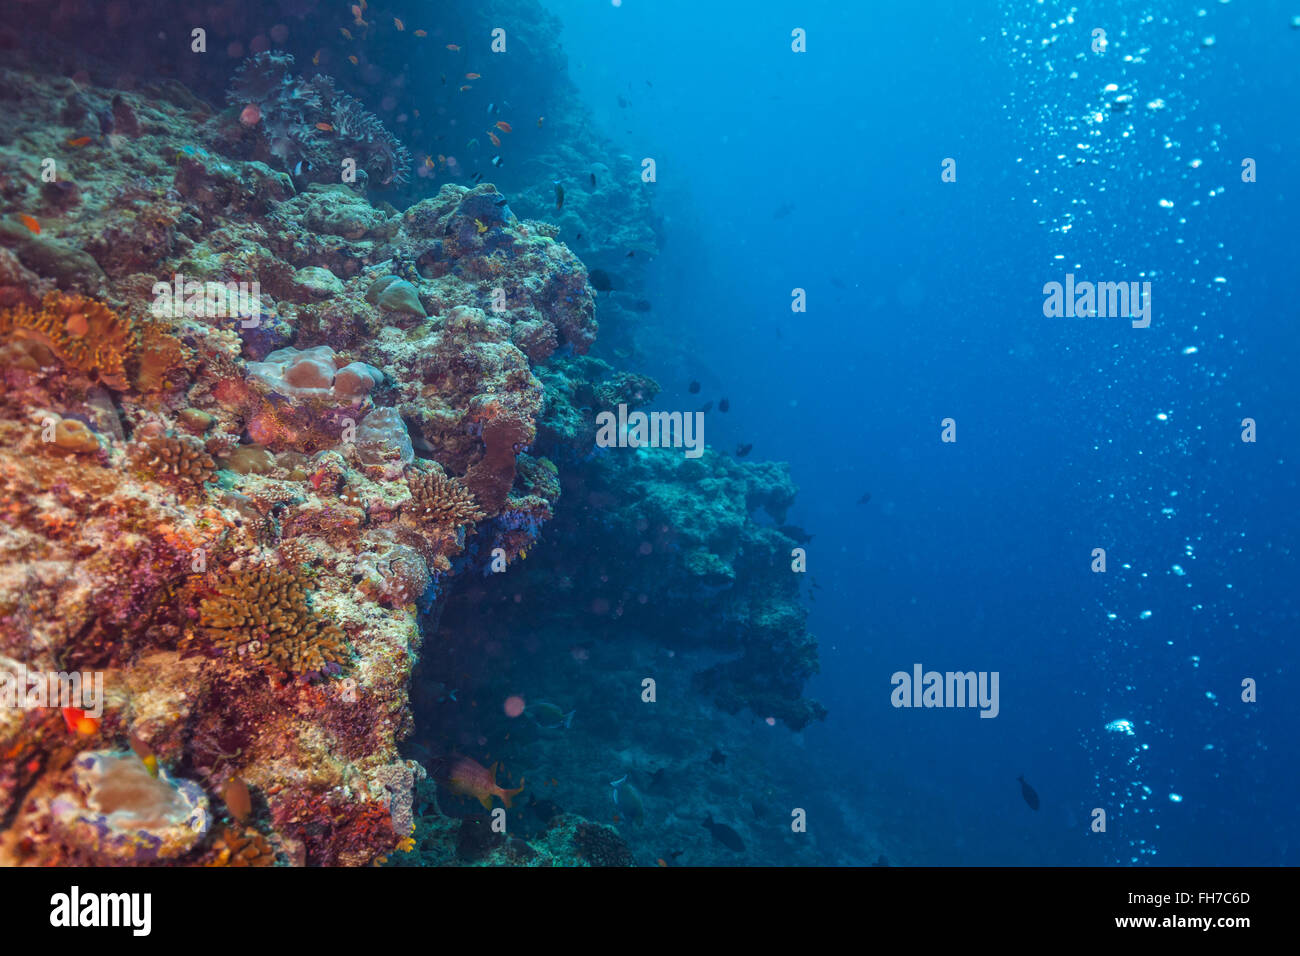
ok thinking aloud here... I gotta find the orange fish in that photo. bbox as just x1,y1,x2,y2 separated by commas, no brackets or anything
316,122,334,131
465,72,480,80
65,136,92,148
414,29,427,37
351,4,361,18
394,18,404,31
459,85,471,92
657,858,668,867
17,214,40,235
494,121,512,133
349,55,359,65
446,756,524,809
446,43,460,51
340,27,353,39
487,131,500,147
424,155,435,168
61,707,99,736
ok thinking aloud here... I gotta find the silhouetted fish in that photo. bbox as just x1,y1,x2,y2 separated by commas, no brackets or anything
631,299,653,312
718,398,730,413
857,491,872,505
708,747,726,766
698,401,713,414
736,443,753,458
1018,775,1040,811
590,172,597,187
703,814,744,852
688,380,701,394
872,854,890,867
772,202,795,219
830,276,847,289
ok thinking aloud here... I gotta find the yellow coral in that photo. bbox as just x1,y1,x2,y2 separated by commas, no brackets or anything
405,468,485,528
0,292,135,389
200,565,350,674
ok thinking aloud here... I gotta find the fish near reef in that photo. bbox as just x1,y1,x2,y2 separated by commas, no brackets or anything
703,814,744,852
448,756,524,809
1018,775,1040,811
528,701,575,729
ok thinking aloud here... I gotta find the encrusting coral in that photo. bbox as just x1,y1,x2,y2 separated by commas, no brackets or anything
198,565,350,675
0,291,134,389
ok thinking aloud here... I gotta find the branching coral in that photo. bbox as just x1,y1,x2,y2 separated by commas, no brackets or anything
199,565,349,674
405,468,485,529
0,292,134,389
131,434,216,489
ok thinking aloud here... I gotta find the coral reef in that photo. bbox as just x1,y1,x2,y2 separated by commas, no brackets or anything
0,292,134,389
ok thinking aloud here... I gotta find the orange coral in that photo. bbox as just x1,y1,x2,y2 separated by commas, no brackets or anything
405,467,485,528
207,826,277,867
0,292,135,389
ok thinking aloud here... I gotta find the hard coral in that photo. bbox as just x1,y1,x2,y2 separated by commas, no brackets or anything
131,434,216,489
207,826,277,867
199,565,349,674
405,467,485,529
572,822,635,867
0,291,134,389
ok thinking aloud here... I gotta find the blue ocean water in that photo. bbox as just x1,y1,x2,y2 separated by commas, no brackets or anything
546,0,1299,866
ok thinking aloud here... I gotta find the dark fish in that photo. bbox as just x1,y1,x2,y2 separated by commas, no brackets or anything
471,171,483,183
588,268,623,292
857,491,872,505
590,172,597,187
688,380,701,394
751,799,767,820
708,747,726,766
626,250,635,257
778,524,814,544
772,202,794,219
1018,775,1040,811
631,299,652,312
617,95,630,108
830,276,847,289
718,398,730,413
871,854,890,867
575,232,583,241
698,401,713,414
648,767,666,788
554,180,564,210
703,814,744,852
736,443,753,458
491,155,503,167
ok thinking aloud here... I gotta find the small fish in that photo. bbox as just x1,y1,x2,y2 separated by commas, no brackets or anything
17,214,40,235
315,122,334,131
657,858,667,867
487,103,496,115
475,219,488,234
1018,775,1040,811
415,29,427,38
312,49,322,65
736,442,753,458
718,398,730,412
424,155,435,168
528,701,575,729
590,173,598,188
708,747,726,766
487,131,501,147
626,250,635,257
494,120,512,133
349,55,359,65
60,707,98,736
65,136,92,148
610,776,644,823
446,43,461,51
857,491,872,505
698,401,713,414
459,85,472,92
631,299,653,312
466,137,479,150
703,814,745,852
224,775,252,822
553,180,565,210
466,72,481,80
536,115,544,127
688,381,701,394
491,155,503,167
441,74,447,85
340,27,353,39
575,232,582,241
471,171,483,183
128,731,158,777
351,4,361,18
394,17,404,31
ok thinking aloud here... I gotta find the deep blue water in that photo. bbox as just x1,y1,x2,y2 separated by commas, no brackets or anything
546,0,1299,865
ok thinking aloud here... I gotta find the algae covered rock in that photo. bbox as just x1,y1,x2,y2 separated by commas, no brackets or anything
366,274,426,317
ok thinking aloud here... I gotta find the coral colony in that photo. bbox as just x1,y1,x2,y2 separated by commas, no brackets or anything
0,3,823,868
